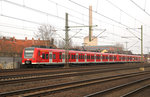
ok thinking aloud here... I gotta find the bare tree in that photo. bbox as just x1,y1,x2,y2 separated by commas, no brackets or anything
115,43,124,49
58,39,73,49
35,24,56,46
58,39,65,49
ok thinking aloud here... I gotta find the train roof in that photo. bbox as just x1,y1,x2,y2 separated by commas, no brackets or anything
25,47,141,57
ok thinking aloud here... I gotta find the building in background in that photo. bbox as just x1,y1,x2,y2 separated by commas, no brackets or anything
0,36,56,56
84,36,98,46
72,45,132,54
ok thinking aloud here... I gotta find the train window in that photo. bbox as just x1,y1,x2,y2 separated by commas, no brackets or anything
59,54,62,59
46,54,48,59
91,56,94,59
97,55,100,60
110,56,112,60
123,57,125,60
102,56,105,60
71,55,74,59
86,55,89,59
119,56,121,60
53,54,56,59
102,56,104,60
106,56,108,60
49,54,52,59
96,56,98,59
115,56,117,60
130,57,132,60
59,52,62,59
42,53,45,59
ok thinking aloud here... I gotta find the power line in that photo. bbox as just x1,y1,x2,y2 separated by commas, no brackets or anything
130,0,150,17
0,30,33,37
105,0,145,25
49,0,129,30
69,0,150,38
1,14,42,25
0,23,37,31
2,0,85,26
127,41,139,49
69,0,127,27
1,0,150,46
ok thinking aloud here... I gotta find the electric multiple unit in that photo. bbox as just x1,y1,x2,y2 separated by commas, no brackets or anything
22,47,142,65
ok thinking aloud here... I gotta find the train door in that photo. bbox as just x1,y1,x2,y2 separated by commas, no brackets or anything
58,52,62,63
87,54,90,62
52,52,58,63
109,55,113,62
62,53,65,63
37,50,41,63
41,51,49,63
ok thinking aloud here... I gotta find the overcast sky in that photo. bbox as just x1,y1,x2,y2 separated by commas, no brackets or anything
0,0,150,54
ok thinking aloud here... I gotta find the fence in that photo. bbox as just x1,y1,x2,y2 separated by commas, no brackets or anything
0,52,22,69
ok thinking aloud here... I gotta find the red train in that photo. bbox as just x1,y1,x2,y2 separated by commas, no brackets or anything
22,47,142,66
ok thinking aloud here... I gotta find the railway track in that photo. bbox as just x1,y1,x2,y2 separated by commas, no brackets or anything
121,84,150,97
0,66,148,85
1,64,148,80
0,63,146,76
0,70,149,97
84,75,150,97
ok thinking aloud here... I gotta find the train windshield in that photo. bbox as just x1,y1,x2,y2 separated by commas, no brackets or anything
24,48,34,58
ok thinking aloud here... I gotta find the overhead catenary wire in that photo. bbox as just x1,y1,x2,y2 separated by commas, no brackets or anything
0,23,38,32
105,0,145,25
106,0,150,31
130,0,150,17
48,0,132,30
127,41,139,49
0,0,149,53
1,0,144,40
2,0,86,26
69,0,150,38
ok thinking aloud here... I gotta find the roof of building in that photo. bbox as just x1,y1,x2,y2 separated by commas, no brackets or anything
0,37,56,55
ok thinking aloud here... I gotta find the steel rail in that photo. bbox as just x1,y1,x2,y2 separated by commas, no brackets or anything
121,84,150,97
0,66,148,85
1,65,148,80
0,71,149,97
84,76,150,97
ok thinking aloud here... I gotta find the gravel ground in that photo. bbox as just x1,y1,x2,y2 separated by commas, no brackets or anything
47,74,150,97
126,87,150,97
0,64,150,93
0,63,145,76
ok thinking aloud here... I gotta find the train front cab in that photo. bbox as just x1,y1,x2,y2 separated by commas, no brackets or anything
22,47,36,65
